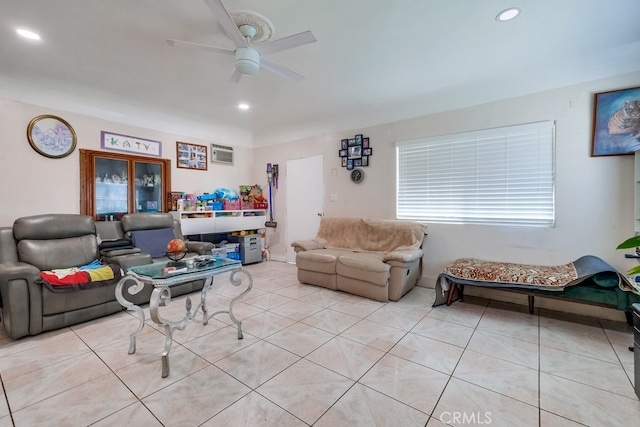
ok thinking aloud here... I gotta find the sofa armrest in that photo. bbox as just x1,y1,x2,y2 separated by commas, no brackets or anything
291,239,325,253
383,249,424,264
186,241,214,255
102,253,153,271
0,262,42,339
100,247,142,257
0,261,41,283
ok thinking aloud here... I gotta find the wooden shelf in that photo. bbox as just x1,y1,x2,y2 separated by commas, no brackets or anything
170,209,267,235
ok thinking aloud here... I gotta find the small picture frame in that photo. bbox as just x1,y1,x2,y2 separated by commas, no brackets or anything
362,137,369,149
177,142,208,170
169,191,183,211
355,134,363,144
591,86,640,156
341,157,347,167
341,139,348,150
339,149,348,157
348,146,362,159
347,159,354,170
27,115,77,158
363,147,373,156
348,138,356,147
354,159,362,167
362,156,369,166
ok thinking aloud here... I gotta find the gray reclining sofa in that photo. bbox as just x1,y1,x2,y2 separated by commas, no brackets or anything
0,213,213,339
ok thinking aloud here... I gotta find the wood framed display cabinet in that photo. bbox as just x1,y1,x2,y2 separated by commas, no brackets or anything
80,149,171,220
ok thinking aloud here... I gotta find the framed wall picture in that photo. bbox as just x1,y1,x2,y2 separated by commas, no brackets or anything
27,115,77,158
101,131,162,157
591,86,640,156
339,134,372,168
348,145,362,159
176,142,208,170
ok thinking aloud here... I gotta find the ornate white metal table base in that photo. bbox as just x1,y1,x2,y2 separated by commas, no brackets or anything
115,264,252,378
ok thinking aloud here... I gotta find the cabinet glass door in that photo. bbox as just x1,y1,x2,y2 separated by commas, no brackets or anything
95,157,129,220
134,161,163,213
80,149,171,220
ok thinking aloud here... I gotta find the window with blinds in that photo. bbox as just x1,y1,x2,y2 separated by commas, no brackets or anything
396,121,555,226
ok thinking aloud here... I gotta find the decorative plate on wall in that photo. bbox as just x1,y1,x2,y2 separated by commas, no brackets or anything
27,115,77,158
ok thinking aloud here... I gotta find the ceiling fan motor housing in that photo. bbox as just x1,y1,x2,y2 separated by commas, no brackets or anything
235,47,260,75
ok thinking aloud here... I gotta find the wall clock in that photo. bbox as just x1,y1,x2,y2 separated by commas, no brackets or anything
350,168,364,184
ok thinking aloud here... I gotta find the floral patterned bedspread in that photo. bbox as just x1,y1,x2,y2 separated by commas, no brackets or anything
440,258,578,288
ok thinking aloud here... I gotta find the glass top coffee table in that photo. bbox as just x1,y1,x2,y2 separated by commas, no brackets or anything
115,256,252,377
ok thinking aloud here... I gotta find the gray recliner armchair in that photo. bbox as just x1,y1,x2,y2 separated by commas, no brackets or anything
98,212,215,304
99,212,214,266
0,214,122,339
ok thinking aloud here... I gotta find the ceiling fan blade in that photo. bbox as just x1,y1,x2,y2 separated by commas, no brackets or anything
255,30,317,56
166,39,235,55
227,69,243,83
261,57,305,83
203,0,247,48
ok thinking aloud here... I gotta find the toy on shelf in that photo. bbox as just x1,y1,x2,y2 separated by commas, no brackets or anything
239,184,267,210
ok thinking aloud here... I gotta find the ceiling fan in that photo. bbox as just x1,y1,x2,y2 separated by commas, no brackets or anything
166,0,317,83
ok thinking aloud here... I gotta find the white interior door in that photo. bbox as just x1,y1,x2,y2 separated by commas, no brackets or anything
286,155,324,263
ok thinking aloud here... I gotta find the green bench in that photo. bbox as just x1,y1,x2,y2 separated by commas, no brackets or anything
433,256,639,324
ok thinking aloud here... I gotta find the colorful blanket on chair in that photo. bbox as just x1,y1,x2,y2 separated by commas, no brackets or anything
36,260,123,293
433,255,639,307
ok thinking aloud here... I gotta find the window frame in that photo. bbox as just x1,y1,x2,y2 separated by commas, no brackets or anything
395,121,556,227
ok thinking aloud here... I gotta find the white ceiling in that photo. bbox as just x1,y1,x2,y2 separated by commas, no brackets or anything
1,0,639,147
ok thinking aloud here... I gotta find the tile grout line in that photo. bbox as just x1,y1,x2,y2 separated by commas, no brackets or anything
0,372,16,427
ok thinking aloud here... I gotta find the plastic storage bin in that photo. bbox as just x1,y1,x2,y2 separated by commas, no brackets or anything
224,199,240,210
211,247,227,259
224,243,240,260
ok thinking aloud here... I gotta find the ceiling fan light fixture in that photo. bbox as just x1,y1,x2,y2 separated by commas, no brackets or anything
235,47,260,75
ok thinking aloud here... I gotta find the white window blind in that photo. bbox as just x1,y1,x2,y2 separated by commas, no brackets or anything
396,121,555,226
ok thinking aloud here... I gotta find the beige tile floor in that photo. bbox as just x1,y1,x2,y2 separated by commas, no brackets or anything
0,261,639,426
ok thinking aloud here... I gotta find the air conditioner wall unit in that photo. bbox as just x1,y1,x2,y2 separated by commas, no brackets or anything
211,143,234,165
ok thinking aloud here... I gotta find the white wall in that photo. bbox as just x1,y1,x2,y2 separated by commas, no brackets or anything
254,71,640,321
2,71,638,321
0,99,254,226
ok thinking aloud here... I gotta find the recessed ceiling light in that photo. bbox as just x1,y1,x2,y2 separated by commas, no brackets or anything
496,8,520,22
238,103,250,110
16,28,41,40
